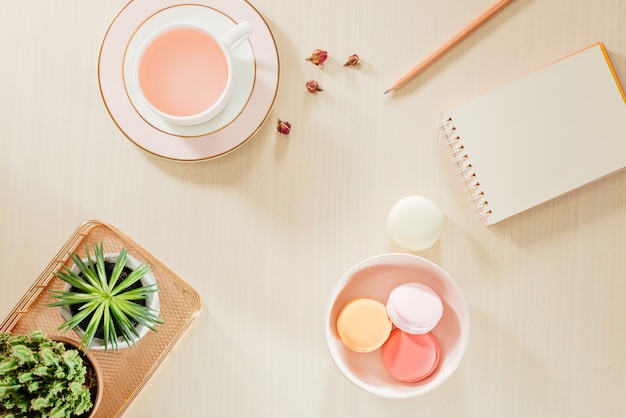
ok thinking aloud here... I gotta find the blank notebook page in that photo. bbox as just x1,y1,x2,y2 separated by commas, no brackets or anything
440,43,626,225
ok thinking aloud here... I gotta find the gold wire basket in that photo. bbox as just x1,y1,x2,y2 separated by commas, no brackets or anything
0,220,202,417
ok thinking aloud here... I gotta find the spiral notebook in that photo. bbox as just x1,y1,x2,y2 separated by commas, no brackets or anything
440,43,626,225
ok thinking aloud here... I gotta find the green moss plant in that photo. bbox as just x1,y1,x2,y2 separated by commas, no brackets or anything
0,330,93,418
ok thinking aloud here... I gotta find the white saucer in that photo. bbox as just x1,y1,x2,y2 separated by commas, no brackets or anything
123,5,256,137
99,0,280,161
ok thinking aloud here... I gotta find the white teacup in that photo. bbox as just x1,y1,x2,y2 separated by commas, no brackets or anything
135,21,253,126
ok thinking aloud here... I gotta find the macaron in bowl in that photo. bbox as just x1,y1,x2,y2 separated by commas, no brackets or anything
381,329,440,383
386,282,443,334
336,298,392,353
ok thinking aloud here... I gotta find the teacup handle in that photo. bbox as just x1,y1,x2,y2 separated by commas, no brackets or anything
221,21,254,52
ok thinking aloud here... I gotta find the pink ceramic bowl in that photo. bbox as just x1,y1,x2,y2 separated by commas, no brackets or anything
325,253,469,398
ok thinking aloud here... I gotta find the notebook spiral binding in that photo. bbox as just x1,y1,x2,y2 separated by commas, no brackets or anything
439,117,492,222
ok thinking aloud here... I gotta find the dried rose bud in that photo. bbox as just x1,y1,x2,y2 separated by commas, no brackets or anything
305,80,323,93
343,53,361,66
277,119,291,135
305,49,328,66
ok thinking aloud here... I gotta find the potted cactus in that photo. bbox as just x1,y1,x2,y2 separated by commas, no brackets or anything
48,242,164,352
0,329,101,418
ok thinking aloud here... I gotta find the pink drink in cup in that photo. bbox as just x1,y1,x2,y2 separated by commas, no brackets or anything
136,21,253,126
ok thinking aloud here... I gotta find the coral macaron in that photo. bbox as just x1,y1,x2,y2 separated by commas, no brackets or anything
382,329,440,382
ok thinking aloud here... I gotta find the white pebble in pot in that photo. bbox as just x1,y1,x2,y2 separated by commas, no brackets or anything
387,196,443,251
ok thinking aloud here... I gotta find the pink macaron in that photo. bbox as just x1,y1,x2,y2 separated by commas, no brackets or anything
381,329,440,383
386,282,443,334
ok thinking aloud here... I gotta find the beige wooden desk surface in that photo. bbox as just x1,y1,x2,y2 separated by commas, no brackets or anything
1,1,625,417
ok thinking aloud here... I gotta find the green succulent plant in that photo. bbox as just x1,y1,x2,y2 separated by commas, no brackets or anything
0,330,93,418
48,242,164,352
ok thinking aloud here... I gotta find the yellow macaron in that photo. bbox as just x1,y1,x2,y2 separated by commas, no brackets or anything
336,298,392,353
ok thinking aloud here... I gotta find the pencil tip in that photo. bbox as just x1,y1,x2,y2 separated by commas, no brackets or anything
384,89,390,94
